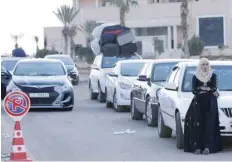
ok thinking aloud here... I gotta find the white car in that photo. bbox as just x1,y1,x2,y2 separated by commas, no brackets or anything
105,59,150,112
88,53,141,102
157,60,232,149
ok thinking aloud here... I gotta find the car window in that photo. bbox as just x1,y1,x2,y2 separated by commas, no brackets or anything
14,62,66,76
1,60,18,71
151,62,178,82
120,62,145,77
166,66,179,83
101,55,139,68
182,65,232,91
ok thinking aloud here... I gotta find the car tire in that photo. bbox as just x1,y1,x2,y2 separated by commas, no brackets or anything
89,82,98,100
72,77,79,85
98,83,105,103
145,97,158,127
158,105,172,138
66,106,73,111
105,88,113,108
113,91,123,112
1,85,6,100
130,96,143,120
175,111,184,149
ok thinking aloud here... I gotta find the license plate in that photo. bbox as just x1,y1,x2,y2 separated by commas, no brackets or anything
29,93,49,98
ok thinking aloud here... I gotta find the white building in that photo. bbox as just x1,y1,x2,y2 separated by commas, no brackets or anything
44,0,232,56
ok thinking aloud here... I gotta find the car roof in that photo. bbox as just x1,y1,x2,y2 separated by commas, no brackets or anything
17,58,64,64
118,59,152,64
176,60,232,67
1,57,27,61
45,54,70,58
149,58,198,64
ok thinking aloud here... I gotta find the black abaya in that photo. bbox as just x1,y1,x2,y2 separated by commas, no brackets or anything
184,73,222,153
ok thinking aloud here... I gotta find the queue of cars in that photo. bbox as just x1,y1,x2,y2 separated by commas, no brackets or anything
1,54,77,111
89,55,232,150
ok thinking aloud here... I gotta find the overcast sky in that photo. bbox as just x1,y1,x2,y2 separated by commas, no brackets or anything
0,0,72,55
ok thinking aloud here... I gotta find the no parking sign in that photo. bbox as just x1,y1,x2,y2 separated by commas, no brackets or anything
3,91,31,121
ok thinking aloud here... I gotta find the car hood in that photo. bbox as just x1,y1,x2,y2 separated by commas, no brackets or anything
12,76,66,86
179,91,232,116
119,76,137,86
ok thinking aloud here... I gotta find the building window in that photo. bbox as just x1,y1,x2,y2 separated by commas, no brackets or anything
198,16,225,47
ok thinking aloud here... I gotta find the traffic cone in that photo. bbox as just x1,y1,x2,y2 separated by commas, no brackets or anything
7,121,32,162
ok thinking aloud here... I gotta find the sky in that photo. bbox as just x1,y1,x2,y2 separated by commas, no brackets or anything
0,0,72,55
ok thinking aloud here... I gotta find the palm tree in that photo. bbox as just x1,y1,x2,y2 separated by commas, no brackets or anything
11,34,23,48
67,25,78,58
104,0,138,26
53,5,80,54
181,0,189,58
78,20,102,47
33,36,39,52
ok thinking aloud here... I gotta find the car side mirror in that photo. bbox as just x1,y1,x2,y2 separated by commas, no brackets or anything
108,72,118,77
1,71,11,79
137,75,147,81
164,82,178,91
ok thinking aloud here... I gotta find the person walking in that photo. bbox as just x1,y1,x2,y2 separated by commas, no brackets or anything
184,58,222,154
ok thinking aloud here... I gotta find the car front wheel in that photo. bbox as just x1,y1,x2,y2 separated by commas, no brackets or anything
175,111,184,149
130,96,143,120
145,97,158,127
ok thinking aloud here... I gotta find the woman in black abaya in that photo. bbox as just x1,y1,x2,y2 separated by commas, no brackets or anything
184,58,222,155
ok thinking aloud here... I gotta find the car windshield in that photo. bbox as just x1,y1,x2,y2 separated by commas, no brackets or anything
101,55,140,68
151,62,178,82
121,62,145,77
182,66,232,91
1,60,19,71
47,56,74,65
14,62,66,76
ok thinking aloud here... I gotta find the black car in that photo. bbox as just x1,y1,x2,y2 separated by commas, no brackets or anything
6,59,74,111
1,66,12,99
44,54,79,85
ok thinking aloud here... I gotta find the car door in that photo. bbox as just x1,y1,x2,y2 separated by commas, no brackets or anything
165,67,182,129
161,67,179,124
108,63,119,101
90,55,101,91
138,63,153,113
133,63,151,112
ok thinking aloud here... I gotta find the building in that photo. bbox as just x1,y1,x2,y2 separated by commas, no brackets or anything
44,0,232,56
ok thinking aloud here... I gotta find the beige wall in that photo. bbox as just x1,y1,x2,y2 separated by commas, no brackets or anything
44,0,232,53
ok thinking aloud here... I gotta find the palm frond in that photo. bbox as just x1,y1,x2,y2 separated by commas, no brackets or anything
53,5,79,26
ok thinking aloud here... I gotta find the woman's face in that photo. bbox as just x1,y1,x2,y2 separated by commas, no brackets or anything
201,62,209,72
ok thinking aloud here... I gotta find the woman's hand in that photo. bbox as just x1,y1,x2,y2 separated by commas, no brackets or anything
199,86,210,91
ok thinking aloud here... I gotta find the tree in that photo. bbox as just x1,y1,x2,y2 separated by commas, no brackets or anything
53,5,80,54
104,0,138,26
11,34,23,48
33,36,39,52
44,35,48,50
67,25,78,58
78,20,102,47
181,0,189,58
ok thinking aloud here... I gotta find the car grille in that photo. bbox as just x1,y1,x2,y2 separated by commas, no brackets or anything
221,108,232,118
18,85,59,105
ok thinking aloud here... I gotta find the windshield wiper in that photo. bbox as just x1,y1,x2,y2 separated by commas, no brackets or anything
38,74,54,76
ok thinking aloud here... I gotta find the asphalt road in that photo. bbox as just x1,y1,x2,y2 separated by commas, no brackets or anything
1,76,232,161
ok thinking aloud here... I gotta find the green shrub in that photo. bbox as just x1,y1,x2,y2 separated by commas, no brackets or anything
75,47,95,64
188,35,204,56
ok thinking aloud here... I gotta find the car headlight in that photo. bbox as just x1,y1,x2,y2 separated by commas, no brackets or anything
7,82,22,92
54,84,70,92
119,82,131,90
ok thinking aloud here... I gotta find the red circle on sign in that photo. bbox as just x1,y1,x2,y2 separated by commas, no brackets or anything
3,91,30,117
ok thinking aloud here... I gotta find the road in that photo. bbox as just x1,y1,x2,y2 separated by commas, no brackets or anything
1,75,232,161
